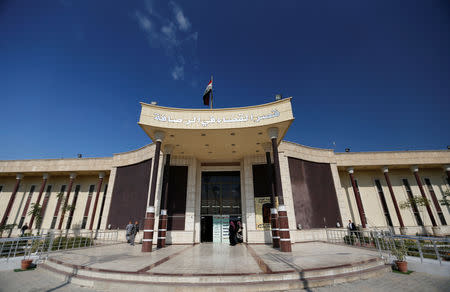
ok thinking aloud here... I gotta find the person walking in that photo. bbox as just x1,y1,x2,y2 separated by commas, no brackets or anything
129,224,136,246
229,220,237,246
347,219,359,245
348,219,356,235
236,220,243,244
125,221,135,244
20,223,29,236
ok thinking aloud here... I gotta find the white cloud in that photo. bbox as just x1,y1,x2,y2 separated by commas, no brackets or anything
145,0,164,22
134,1,198,82
135,11,152,32
161,22,177,46
171,65,184,80
170,1,191,31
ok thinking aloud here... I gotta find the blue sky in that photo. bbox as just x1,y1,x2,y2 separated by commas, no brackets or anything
0,0,449,160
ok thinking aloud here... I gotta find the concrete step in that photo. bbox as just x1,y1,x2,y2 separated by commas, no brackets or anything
40,256,390,291
302,257,385,279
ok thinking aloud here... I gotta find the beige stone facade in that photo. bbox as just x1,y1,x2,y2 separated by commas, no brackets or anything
1,99,449,240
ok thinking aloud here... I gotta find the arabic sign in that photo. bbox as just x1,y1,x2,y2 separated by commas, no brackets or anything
255,196,278,230
153,109,280,127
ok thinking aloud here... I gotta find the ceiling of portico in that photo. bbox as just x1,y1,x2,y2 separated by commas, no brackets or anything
138,98,294,161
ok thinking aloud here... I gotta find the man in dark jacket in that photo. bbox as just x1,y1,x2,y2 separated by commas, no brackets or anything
20,223,29,236
348,219,357,236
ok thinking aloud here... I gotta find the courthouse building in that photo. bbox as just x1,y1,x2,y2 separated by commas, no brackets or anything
1,98,449,247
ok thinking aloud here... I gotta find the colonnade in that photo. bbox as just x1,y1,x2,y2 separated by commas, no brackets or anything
1,171,106,232
142,127,293,253
347,165,450,235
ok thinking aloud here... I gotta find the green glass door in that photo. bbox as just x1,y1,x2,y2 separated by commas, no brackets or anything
200,171,241,243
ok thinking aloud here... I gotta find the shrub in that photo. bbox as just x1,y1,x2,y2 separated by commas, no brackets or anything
344,235,355,245
392,243,407,262
50,236,93,250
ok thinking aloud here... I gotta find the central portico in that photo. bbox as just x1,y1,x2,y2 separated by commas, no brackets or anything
137,98,295,252
138,98,294,160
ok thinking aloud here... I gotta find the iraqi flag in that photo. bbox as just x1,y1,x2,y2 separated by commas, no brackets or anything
203,80,212,106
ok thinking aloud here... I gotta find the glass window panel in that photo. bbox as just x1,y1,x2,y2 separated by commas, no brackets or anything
201,172,241,216
221,184,233,214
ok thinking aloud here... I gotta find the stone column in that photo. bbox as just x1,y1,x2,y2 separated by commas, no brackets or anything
142,131,164,252
0,174,23,226
411,166,438,234
29,173,49,230
382,167,406,234
262,142,280,248
58,173,76,230
347,168,366,228
143,206,155,251
157,144,173,248
268,127,291,252
89,172,105,230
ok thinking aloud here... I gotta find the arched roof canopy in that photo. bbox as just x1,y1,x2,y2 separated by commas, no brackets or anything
138,98,294,161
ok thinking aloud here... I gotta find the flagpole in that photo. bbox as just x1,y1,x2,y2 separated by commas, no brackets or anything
210,75,213,110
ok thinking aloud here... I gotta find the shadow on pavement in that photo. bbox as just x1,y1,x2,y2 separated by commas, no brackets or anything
267,253,312,292
46,266,78,292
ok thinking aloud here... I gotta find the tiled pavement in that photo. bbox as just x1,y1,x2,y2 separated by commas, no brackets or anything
250,242,381,272
49,244,189,272
311,271,450,292
0,268,449,292
151,244,262,274
0,242,448,291
44,242,382,274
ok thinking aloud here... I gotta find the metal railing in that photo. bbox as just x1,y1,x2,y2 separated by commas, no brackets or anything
326,228,450,265
0,229,119,262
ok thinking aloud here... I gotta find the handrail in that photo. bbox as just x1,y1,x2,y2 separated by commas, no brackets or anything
0,229,120,262
325,228,449,266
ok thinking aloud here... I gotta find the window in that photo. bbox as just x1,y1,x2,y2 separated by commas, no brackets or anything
38,185,52,229
50,216,57,229
402,179,423,226
96,184,108,230
81,184,95,229
28,185,36,197
24,185,35,207
55,184,67,215
81,217,88,229
44,185,52,198
374,179,393,227
424,178,447,225
201,172,241,216
88,184,95,195
66,185,81,229
19,185,36,228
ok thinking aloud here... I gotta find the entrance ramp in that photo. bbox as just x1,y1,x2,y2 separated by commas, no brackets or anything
40,242,390,291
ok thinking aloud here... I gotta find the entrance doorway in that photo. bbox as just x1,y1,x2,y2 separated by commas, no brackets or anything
200,171,241,243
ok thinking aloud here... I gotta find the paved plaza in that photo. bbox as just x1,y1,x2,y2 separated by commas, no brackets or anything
0,242,448,291
43,242,382,275
0,267,449,292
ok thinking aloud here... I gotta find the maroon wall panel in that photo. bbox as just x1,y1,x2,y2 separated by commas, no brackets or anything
252,164,273,197
107,159,151,229
288,157,342,229
167,166,188,231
